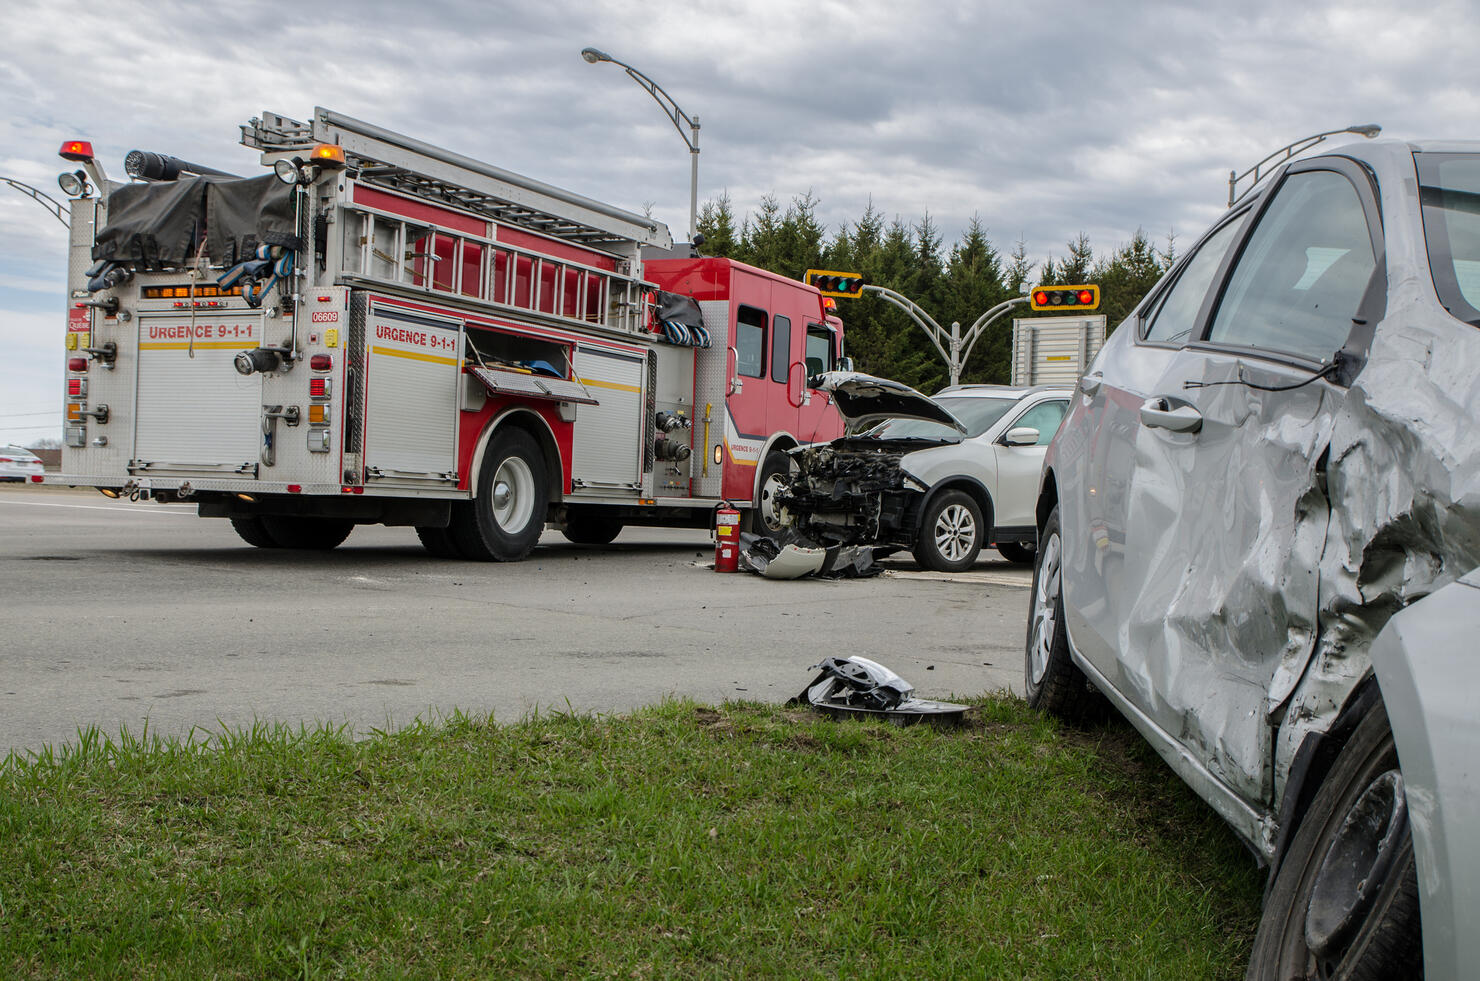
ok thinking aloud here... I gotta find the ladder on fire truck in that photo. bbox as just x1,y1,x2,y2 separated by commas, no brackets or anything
241,107,672,335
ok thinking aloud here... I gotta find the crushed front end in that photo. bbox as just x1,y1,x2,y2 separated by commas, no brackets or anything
776,439,929,549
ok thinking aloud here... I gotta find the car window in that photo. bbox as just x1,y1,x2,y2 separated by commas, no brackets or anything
1143,218,1242,344
872,396,1018,440
1009,400,1068,445
1415,152,1480,326
736,306,766,378
1207,170,1376,362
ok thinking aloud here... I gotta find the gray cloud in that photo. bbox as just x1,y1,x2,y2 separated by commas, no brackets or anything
2,0,1477,441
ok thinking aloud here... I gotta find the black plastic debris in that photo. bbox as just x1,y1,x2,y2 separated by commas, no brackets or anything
739,531,882,580
789,656,969,726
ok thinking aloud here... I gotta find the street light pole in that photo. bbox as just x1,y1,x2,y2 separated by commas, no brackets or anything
1,177,69,228
860,285,1029,387
581,46,701,243
1227,123,1381,208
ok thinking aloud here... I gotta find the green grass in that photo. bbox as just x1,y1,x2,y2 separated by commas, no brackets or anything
0,699,1262,979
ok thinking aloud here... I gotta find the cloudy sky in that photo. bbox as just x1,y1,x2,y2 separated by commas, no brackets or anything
2,0,1474,445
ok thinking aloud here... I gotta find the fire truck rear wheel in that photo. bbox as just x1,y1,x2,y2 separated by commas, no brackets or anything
230,516,284,549
560,509,623,546
415,525,462,558
452,427,549,561
259,516,355,550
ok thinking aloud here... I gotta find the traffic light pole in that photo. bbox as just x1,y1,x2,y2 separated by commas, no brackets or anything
860,286,1028,387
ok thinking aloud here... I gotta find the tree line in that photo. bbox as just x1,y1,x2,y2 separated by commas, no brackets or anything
695,192,1175,394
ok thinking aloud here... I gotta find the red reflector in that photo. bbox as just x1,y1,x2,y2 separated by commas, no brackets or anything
310,354,333,371
68,357,88,372
30,475,44,483
286,484,302,494
1078,289,1094,304
59,140,94,161
309,379,326,397
317,295,332,302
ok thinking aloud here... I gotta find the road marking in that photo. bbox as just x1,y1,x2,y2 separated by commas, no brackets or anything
0,499,195,517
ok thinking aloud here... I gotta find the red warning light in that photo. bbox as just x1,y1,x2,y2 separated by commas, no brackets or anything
59,141,95,161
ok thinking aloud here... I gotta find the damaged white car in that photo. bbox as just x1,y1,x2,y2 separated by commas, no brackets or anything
1027,139,1480,978
767,375,1070,571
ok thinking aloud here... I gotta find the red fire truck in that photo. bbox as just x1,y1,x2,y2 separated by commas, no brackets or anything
44,108,847,559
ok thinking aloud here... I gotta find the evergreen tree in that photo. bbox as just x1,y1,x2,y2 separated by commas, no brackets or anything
1094,228,1167,333
696,192,739,258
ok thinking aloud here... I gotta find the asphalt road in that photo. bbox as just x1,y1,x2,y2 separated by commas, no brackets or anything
0,484,1033,754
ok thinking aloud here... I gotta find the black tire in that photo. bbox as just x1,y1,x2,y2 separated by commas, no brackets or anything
259,515,354,550
912,489,983,572
415,525,462,558
560,509,623,546
1023,507,1101,723
1245,702,1422,980
748,449,792,535
230,516,282,549
450,427,549,562
996,540,1036,565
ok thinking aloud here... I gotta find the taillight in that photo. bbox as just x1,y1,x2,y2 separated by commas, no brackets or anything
310,354,333,371
67,378,86,398
68,357,88,372
309,378,331,399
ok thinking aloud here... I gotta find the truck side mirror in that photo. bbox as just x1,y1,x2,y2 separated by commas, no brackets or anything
836,356,854,373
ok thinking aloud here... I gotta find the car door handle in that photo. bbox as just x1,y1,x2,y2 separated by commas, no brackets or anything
1079,373,1102,396
1139,396,1203,433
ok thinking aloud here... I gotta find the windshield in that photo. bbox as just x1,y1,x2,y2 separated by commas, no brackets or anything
1416,152,1480,326
873,396,1016,440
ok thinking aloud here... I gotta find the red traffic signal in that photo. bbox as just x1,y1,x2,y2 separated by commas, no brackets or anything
1029,284,1100,311
805,269,868,298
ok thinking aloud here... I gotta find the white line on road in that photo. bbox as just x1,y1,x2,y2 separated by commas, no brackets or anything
0,498,196,517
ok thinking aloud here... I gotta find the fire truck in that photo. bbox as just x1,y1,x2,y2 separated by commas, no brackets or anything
45,108,848,559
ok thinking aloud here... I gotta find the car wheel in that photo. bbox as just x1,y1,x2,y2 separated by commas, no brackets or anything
450,427,549,562
996,540,1035,565
1023,507,1101,722
230,516,283,549
1245,702,1422,980
560,509,623,545
913,489,983,572
415,525,462,558
259,516,354,550
748,450,792,535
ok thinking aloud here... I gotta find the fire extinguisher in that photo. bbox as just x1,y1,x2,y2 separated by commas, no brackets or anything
714,503,740,572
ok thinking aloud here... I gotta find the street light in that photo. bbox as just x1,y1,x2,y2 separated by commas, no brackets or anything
1,177,69,227
1227,124,1382,208
581,46,701,243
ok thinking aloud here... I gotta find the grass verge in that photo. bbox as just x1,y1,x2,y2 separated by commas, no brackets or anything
0,698,1261,979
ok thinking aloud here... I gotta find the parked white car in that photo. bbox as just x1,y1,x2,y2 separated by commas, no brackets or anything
768,375,1070,571
0,445,44,482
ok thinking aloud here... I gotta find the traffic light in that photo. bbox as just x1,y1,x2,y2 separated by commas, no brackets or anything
805,269,868,298
1029,284,1099,311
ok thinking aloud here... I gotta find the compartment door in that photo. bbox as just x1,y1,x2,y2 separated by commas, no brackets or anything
570,345,645,492
363,305,462,483
135,313,263,472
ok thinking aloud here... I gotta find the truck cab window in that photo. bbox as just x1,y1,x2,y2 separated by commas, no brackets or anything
736,306,766,378
805,324,835,379
770,315,792,383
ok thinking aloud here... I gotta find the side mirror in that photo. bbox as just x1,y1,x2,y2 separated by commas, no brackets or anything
1002,427,1040,447
836,356,855,373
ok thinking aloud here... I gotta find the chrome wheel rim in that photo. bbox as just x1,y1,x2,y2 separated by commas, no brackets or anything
759,472,788,531
1029,531,1062,686
491,456,536,532
933,503,977,563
